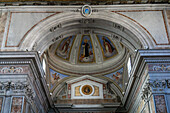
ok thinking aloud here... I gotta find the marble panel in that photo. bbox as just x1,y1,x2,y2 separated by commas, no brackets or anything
166,10,170,29
6,13,54,46
11,97,23,113
154,95,167,113
119,11,169,44
0,12,7,48
0,97,3,113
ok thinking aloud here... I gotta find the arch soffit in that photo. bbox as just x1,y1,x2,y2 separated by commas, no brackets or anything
19,11,155,54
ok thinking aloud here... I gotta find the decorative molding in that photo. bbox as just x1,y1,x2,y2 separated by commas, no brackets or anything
149,79,170,90
49,23,62,32
0,81,35,103
141,82,152,102
0,66,23,74
81,5,92,17
79,19,94,24
149,64,170,72
113,23,125,32
52,35,63,42
32,42,37,51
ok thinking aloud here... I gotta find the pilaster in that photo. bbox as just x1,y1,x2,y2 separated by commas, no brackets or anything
0,52,53,113
126,49,170,113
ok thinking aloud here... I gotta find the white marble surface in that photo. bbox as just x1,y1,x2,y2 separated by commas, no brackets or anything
6,12,54,46
119,11,169,44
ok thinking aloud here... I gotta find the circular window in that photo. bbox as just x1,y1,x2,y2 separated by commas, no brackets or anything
81,85,93,95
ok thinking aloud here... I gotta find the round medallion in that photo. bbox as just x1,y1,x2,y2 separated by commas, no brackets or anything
82,5,92,17
81,85,93,95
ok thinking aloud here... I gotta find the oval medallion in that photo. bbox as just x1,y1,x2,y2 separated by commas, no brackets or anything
82,5,92,17
81,85,93,95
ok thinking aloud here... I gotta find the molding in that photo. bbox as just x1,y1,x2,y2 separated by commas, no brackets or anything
0,51,53,112
66,75,108,84
124,49,170,111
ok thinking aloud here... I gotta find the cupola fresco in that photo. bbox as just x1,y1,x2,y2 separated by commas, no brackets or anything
48,34,125,77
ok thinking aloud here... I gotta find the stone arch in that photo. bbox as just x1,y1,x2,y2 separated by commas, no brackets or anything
19,11,155,55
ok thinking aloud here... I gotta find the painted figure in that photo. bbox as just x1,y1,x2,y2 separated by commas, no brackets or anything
82,39,90,57
84,87,90,93
60,36,71,54
102,37,114,53
52,73,60,81
56,36,75,60
79,35,94,63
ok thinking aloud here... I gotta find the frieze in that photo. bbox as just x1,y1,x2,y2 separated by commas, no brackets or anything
149,79,170,90
1,66,23,74
0,81,35,103
0,66,29,74
148,64,170,72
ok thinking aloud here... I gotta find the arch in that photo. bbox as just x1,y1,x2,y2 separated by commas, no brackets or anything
19,11,155,54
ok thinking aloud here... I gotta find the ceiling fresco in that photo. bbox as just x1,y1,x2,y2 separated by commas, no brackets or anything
97,35,118,60
46,33,129,110
55,34,118,63
104,67,124,89
79,35,95,63
49,68,69,90
55,35,76,60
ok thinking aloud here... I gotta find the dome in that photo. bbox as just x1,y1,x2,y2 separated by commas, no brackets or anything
47,34,126,76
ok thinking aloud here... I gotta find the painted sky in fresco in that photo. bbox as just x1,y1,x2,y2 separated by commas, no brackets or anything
50,68,69,90
104,67,123,88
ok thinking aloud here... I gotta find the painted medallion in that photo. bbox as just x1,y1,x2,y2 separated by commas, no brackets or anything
56,35,75,60
97,35,118,59
79,35,95,63
104,67,123,88
82,85,93,95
